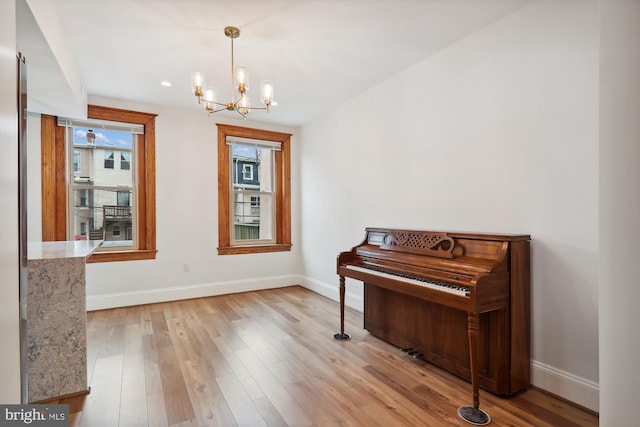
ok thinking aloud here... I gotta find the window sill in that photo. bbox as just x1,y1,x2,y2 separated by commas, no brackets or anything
87,249,158,263
217,244,292,255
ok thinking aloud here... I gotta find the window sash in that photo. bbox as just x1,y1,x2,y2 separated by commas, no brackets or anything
66,123,138,251
68,184,137,250
229,142,277,245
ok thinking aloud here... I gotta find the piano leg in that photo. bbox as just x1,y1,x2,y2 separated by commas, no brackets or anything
457,312,491,425
333,275,351,341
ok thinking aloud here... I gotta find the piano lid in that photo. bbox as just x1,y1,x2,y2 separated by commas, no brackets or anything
345,227,529,276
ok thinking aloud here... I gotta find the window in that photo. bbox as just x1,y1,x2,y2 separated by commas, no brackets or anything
242,164,253,180
121,152,131,170
117,191,130,206
78,189,88,207
66,125,135,251
104,150,115,169
41,105,157,263
217,124,291,255
73,150,81,173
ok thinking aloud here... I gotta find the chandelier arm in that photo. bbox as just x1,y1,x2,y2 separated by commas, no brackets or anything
207,106,231,116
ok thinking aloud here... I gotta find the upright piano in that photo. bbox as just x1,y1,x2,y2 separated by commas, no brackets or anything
335,228,530,424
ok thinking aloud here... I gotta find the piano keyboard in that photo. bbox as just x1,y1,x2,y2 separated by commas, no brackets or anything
344,264,470,297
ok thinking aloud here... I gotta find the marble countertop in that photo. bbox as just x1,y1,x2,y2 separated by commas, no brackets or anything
28,240,103,261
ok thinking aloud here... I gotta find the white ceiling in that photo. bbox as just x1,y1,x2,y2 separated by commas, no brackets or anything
23,0,531,127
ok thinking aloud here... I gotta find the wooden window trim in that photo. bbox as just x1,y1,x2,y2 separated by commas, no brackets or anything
41,105,157,263
217,124,292,255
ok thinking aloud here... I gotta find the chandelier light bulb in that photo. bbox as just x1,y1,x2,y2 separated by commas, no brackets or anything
191,72,205,98
235,65,248,93
203,88,215,113
261,80,274,106
238,93,250,115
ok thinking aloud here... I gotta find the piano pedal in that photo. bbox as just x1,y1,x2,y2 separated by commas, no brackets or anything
401,347,424,360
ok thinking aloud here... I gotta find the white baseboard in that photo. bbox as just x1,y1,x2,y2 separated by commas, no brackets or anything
298,276,599,413
531,360,599,412
86,275,300,311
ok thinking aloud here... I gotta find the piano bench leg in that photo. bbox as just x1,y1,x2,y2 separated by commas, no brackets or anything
457,406,491,426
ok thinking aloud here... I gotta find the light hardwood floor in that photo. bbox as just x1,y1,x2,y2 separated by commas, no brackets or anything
70,286,598,427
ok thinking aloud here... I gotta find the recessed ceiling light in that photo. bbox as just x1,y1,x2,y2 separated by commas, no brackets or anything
160,80,172,87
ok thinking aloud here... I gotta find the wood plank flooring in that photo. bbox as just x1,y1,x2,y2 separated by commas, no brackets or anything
70,286,598,427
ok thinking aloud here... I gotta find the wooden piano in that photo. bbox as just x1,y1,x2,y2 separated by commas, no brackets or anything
335,228,530,425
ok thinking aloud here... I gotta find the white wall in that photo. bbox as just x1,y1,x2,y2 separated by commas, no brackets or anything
0,0,22,404
300,0,599,411
599,1,640,425
26,96,303,310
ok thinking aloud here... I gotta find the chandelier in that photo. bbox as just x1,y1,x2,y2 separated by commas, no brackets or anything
191,26,275,119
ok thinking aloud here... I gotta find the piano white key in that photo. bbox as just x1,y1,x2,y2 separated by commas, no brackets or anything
344,264,470,297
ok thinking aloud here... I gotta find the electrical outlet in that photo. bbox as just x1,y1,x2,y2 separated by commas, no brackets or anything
183,263,190,272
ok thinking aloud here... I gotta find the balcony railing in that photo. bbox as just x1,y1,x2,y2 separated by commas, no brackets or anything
234,223,260,240
104,205,132,219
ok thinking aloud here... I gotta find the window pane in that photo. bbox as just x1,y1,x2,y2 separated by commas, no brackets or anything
231,143,275,243
71,127,133,185
232,144,259,187
70,126,135,249
71,187,134,248
232,191,273,241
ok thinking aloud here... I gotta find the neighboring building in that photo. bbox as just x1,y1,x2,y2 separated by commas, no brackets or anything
232,147,262,240
71,128,133,246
